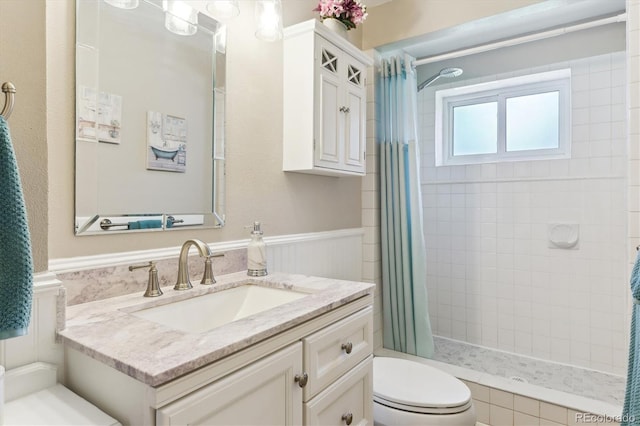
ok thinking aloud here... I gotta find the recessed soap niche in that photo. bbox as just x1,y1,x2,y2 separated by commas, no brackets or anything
547,223,579,249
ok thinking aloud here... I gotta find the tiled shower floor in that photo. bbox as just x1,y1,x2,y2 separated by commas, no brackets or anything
431,336,626,406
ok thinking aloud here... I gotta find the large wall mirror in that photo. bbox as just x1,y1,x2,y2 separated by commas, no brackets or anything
75,0,226,235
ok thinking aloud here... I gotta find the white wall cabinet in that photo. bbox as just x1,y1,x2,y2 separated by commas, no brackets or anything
65,298,374,426
283,20,373,177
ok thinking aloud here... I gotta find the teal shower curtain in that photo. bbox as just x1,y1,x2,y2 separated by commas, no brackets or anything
623,250,640,425
378,54,434,358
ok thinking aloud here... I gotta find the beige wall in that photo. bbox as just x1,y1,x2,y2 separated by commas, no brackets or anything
46,0,362,260
0,0,48,272
361,0,544,50
3,0,554,267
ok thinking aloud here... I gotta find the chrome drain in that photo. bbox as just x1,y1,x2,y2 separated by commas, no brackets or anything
509,375,529,384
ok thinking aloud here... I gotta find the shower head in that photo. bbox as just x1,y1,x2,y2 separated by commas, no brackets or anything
417,67,464,92
440,67,463,78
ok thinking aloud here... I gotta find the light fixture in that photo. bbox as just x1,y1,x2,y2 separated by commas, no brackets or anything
206,1,240,22
163,0,198,36
104,0,139,9
255,0,283,42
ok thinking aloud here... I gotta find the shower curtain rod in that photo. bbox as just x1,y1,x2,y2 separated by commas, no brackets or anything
414,13,627,67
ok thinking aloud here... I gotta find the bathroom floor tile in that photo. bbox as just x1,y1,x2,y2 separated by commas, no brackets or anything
432,336,625,406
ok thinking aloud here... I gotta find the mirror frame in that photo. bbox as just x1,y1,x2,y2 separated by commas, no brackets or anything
74,0,226,235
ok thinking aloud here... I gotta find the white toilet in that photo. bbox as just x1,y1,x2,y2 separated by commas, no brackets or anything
373,357,476,426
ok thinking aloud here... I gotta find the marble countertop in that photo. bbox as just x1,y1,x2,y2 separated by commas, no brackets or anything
58,271,374,387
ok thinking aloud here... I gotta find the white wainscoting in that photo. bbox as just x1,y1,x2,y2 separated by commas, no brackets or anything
0,272,65,381
49,228,365,281
265,228,364,281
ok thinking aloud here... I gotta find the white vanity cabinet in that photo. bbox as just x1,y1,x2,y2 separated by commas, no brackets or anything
302,307,374,425
64,294,374,426
155,306,374,426
305,358,372,426
156,343,303,425
283,19,373,177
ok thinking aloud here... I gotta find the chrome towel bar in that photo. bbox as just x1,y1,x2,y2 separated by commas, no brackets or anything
99,216,184,230
100,219,131,230
1,82,16,119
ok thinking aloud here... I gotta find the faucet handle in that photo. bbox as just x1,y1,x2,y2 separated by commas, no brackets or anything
129,261,163,297
201,253,224,285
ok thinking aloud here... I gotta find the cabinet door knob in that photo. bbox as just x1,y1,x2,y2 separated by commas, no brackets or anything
294,372,308,388
342,412,353,425
339,106,350,113
341,342,353,354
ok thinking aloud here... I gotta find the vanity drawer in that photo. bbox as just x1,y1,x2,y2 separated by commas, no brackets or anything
304,356,373,426
303,306,373,400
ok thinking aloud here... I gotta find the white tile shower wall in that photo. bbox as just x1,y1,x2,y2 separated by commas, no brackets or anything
628,1,640,320
419,52,628,375
363,49,383,352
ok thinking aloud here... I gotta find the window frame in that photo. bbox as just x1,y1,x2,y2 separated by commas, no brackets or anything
435,69,571,166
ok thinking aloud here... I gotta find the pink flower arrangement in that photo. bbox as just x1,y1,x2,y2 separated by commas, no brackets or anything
313,0,368,30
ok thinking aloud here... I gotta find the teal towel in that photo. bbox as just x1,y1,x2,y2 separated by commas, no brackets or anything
128,220,163,230
623,250,640,425
0,116,33,340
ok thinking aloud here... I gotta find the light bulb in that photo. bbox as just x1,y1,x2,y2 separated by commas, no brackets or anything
163,0,198,36
104,0,139,9
206,1,240,22
255,0,283,42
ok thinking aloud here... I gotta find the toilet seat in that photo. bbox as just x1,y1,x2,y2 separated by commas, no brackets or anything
373,357,472,415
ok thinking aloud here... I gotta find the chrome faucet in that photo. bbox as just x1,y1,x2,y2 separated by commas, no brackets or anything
175,239,212,290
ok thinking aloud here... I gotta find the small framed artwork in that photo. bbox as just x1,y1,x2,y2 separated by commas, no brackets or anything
77,86,123,144
146,111,187,173
97,92,123,144
77,86,97,140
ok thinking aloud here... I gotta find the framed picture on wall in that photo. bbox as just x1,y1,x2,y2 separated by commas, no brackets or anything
146,111,187,173
77,86,97,141
96,92,123,144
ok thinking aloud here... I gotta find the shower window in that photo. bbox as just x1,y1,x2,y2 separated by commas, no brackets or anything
452,101,498,156
506,91,560,152
435,69,571,166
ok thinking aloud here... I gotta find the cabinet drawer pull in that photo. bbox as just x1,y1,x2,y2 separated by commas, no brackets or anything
342,412,353,425
294,372,308,388
341,342,353,354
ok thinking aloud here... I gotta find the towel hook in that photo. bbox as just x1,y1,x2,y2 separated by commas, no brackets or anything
1,82,16,119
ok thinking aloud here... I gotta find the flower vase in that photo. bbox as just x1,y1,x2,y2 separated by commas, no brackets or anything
322,18,348,39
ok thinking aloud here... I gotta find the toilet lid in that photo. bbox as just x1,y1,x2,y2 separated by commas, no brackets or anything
373,357,472,414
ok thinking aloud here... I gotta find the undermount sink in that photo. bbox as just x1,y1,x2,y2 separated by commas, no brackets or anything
129,284,308,334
